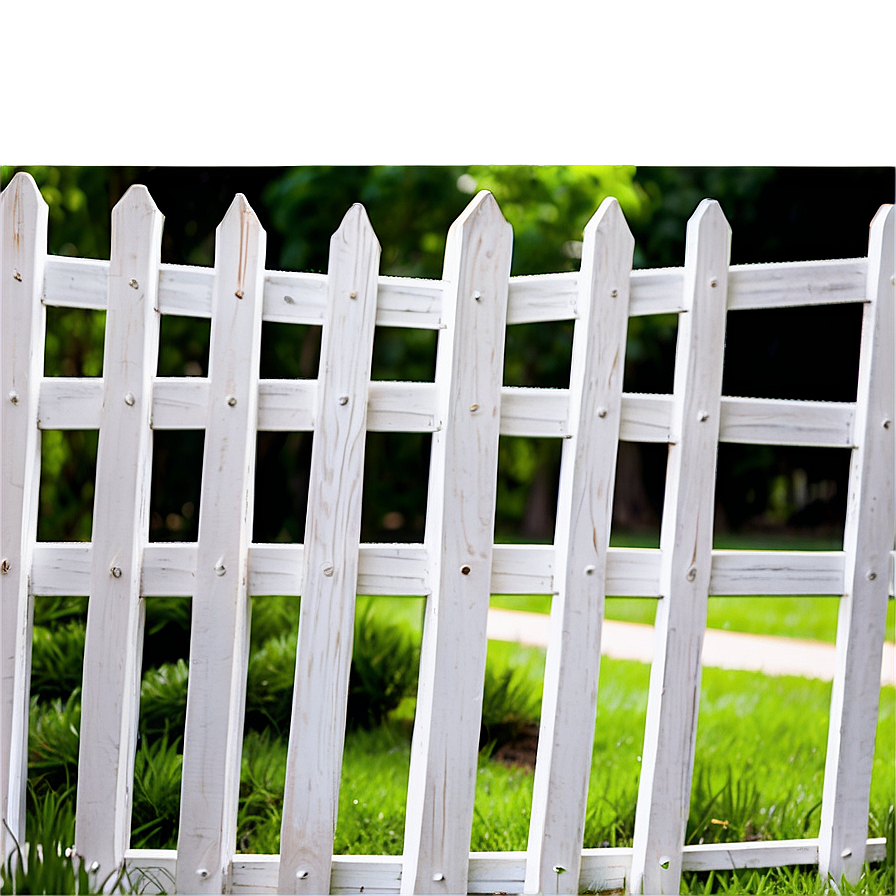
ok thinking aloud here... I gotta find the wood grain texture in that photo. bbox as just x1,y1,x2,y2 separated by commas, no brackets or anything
41,252,868,324
401,193,512,895
278,206,380,894
818,205,895,884
175,196,265,895
630,201,731,896
74,186,163,878
525,199,634,893
0,173,47,856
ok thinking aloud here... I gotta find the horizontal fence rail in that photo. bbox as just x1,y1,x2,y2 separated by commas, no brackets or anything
1,172,893,896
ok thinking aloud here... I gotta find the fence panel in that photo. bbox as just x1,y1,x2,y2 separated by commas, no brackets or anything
0,173,891,896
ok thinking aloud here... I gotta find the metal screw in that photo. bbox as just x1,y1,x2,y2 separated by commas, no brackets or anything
90,861,100,873
110,566,122,578
866,571,877,581
1,560,9,575
841,848,852,858
349,291,358,299
597,407,608,418
235,289,244,299
338,396,349,406
469,403,479,412
883,418,891,429
215,558,226,576
659,856,671,870
698,411,709,422
129,279,139,289
472,290,482,301
610,289,618,298
460,565,471,575
284,294,295,304
197,868,209,879
432,873,445,882
13,271,22,282
8,391,18,404
297,870,309,880
686,566,697,582
584,565,595,575
710,278,718,288
124,392,136,406
227,395,237,407
322,563,335,577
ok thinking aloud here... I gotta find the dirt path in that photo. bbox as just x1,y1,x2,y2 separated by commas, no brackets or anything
486,608,895,687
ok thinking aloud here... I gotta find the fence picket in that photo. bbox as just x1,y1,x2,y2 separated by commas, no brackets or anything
74,186,163,878
818,204,895,883
401,192,512,895
0,173,47,856
524,198,634,893
175,196,266,895
629,200,731,896
277,206,380,895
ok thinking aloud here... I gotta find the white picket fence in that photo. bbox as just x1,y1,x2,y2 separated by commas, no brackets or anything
0,171,893,895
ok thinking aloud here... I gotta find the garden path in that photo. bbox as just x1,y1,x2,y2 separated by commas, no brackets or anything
485,609,896,686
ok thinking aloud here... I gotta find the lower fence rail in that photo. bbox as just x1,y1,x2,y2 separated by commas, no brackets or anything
124,839,889,895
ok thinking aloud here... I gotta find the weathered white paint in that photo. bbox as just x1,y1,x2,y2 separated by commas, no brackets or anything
819,204,895,884
401,192,512,895
630,201,731,895
74,186,163,881
525,199,634,893
175,196,266,895
0,173,47,857
278,206,381,895
1,185,892,895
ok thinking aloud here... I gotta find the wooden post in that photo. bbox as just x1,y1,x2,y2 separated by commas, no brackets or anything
278,205,380,895
75,186,163,879
524,198,634,894
629,200,731,895
401,192,512,895
176,195,265,895
0,173,48,857
818,204,895,884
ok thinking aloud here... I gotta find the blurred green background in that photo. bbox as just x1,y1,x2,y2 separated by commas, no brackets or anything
1,165,892,547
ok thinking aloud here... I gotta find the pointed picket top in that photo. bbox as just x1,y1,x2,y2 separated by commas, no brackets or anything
445,190,511,261
452,189,508,231
215,192,266,258
583,195,634,245
111,183,163,225
1,170,46,215
685,199,731,260
867,202,894,262
1,172,48,259
332,202,380,248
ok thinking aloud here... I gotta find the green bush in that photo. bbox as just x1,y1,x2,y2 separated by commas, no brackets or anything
30,623,86,703
347,599,419,731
